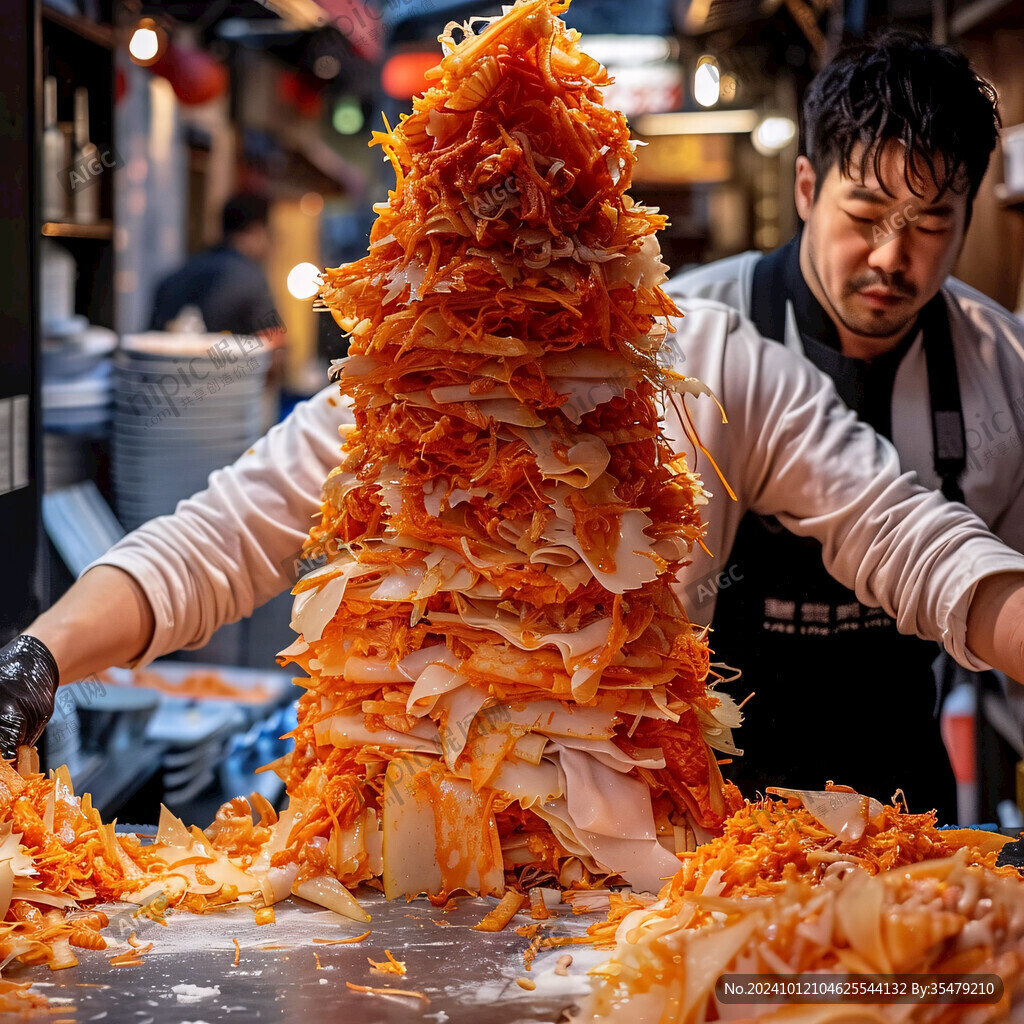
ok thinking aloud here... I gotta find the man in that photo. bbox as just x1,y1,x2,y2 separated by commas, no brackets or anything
665,32,1024,820
150,193,280,338
3,300,1024,809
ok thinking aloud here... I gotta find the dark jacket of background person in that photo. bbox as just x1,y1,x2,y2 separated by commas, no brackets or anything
150,193,279,338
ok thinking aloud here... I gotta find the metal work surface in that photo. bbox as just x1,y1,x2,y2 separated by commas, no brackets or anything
10,893,608,1023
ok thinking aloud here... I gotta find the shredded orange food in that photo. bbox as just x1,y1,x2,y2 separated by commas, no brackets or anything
522,933,543,971
664,790,1022,904
313,931,371,944
576,793,1024,1022
367,949,407,975
345,982,430,1003
528,888,550,920
109,943,151,967
0,761,289,994
474,891,526,932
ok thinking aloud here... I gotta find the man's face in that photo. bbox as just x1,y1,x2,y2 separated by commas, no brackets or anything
795,142,969,348
243,223,272,263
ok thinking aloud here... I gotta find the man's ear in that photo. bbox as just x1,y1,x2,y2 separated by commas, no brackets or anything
794,156,816,222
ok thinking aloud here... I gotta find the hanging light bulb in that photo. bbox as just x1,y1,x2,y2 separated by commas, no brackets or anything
693,56,721,108
129,17,167,67
287,262,322,300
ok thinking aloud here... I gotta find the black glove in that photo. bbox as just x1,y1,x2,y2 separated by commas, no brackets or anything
0,635,59,760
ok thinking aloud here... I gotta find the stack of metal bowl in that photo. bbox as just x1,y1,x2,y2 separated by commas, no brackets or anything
111,332,269,532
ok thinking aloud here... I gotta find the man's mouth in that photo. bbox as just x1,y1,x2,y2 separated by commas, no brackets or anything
857,288,911,306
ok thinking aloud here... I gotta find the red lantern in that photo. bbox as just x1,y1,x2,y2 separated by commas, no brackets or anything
381,52,438,100
149,43,229,106
277,69,324,119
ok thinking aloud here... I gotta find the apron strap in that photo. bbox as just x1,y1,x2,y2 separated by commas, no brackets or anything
920,294,967,503
750,245,789,342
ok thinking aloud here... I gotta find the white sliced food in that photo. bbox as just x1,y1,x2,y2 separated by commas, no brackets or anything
551,734,666,772
293,875,370,923
313,711,441,753
510,425,610,489
290,562,380,642
557,746,660,840
434,685,490,770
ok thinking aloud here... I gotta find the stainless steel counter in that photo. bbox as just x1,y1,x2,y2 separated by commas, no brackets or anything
12,891,607,1023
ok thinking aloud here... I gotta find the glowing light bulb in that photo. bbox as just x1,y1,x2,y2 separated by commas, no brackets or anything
129,19,164,65
332,98,364,136
287,262,322,300
752,115,797,154
694,57,721,108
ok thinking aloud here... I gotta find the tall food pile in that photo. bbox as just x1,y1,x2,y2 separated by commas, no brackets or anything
274,0,743,902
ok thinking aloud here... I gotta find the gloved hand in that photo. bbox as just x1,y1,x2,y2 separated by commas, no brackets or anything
0,635,59,760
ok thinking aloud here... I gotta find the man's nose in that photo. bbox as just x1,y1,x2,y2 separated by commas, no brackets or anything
866,229,911,275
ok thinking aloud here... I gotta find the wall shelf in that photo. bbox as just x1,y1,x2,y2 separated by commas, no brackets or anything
42,220,114,240
42,5,116,48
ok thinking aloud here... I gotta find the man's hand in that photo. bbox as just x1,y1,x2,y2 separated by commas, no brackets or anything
0,635,59,759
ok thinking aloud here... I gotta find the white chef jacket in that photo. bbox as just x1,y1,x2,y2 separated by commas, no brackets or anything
665,254,1024,556
91,300,1024,674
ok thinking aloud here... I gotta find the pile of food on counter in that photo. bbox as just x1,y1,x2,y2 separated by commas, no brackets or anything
578,790,1024,1022
129,666,273,703
1,0,1022,1019
276,0,742,906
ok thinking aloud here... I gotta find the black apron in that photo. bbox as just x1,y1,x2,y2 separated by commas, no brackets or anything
710,235,965,822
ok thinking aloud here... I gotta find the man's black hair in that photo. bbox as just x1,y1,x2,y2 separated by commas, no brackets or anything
801,31,1000,206
222,193,270,238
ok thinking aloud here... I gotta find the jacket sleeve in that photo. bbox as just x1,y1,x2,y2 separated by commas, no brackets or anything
87,385,351,665
685,305,1024,672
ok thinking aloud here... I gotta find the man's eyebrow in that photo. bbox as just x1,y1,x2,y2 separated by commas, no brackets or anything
919,203,956,217
844,186,956,217
844,186,889,204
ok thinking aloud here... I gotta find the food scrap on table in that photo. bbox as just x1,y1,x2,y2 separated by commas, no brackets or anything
313,930,371,944
474,891,526,932
367,949,407,975
346,981,430,1003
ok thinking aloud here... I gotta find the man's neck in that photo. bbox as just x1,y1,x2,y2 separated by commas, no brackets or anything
797,234,914,362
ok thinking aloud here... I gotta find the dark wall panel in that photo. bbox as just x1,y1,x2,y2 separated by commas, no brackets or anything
0,3,43,641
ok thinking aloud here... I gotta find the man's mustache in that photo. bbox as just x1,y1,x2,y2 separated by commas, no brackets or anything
846,273,917,299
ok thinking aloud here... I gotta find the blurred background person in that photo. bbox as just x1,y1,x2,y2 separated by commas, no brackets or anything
150,192,281,340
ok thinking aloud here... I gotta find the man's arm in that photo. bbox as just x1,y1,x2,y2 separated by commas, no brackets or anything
2,567,156,756
966,572,1024,683
27,384,350,680
0,387,347,753
674,302,1024,679
22,566,155,684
